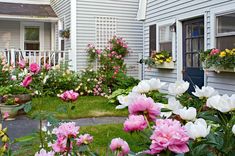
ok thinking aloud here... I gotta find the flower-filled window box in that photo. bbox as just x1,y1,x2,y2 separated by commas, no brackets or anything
60,28,70,39
146,51,175,69
200,48,235,73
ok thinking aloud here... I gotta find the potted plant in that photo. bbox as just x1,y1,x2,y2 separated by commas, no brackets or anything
0,95,19,120
8,85,31,105
60,28,70,39
200,48,235,73
145,50,175,69
0,86,10,103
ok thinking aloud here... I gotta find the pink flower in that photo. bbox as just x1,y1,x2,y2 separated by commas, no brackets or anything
29,63,40,74
123,115,147,132
35,148,55,156
44,63,51,71
58,90,79,102
76,134,93,146
3,112,9,119
21,75,32,87
51,136,69,153
128,96,161,122
18,59,25,69
147,119,189,154
110,138,130,156
96,49,102,54
52,122,80,138
210,48,220,55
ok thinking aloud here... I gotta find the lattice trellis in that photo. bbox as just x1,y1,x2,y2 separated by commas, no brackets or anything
95,16,117,50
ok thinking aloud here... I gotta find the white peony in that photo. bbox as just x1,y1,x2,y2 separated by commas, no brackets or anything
192,86,218,99
206,94,235,113
116,92,145,109
146,78,166,91
168,81,189,96
232,125,235,135
185,118,211,140
179,107,197,121
132,80,150,93
167,97,183,114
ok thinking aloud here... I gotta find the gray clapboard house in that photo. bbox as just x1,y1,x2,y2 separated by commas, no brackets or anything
142,0,235,95
0,0,235,95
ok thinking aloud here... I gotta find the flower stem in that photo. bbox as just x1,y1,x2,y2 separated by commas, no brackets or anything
144,115,151,129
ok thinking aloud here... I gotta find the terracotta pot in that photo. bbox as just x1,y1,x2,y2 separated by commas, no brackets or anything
13,94,31,104
0,103,19,120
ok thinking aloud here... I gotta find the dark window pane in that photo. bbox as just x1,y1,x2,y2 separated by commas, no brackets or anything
192,39,199,52
193,53,199,68
25,27,39,41
192,24,200,37
149,24,156,56
186,54,191,67
217,13,235,34
24,43,40,50
186,39,191,52
186,25,192,38
159,42,172,52
217,35,235,50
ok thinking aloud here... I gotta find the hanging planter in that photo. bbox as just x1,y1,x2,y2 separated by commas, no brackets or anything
60,28,70,39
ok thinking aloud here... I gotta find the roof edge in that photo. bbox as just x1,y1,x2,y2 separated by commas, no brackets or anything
0,0,50,5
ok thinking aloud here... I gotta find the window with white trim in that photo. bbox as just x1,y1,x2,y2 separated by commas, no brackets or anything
95,16,117,50
159,25,172,52
24,26,40,50
216,12,235,50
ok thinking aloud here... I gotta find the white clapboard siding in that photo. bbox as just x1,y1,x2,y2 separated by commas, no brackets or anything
76,0,143,78
50,0,71,51
144,0,235,94
0,20,20,49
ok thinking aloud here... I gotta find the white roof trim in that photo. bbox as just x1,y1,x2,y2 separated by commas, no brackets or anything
0,14,58,22
0,0,50,5
137,0,147,21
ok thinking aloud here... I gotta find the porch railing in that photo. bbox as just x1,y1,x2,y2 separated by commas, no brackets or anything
0,49,69,67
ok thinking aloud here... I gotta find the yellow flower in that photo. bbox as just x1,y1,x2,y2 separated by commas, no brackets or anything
219,51,226,57
166,57,172,63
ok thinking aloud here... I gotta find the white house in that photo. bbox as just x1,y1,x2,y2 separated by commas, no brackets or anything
141,0,235,95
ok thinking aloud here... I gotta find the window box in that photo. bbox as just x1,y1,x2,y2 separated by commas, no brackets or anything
203,66,235,73
151,61,175,69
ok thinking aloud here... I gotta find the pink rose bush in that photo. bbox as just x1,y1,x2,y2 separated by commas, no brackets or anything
21,75,32,87
58,90,79,102
110,138,130,156
30,63,41,74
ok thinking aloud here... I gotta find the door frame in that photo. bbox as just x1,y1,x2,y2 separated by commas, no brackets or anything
176,12,208,86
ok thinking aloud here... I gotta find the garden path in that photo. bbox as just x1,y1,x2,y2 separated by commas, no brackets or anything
3,115,126,140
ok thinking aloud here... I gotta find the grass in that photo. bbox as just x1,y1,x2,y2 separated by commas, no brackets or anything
29,96,128,119
15,124,147,156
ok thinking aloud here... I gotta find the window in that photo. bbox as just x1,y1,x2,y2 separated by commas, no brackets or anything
159,25,172,52
24,27,40,50
149,24,156,56
216,12,235,50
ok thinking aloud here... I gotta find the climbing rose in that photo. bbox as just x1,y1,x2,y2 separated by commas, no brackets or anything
35,148,55,156
147,119,189,154
58,90,79,102
110,138,130,156
21,75,32,87
29,63,40,74
76,134,93,146
123,115,147,132
128,96,161,121
52,122,80,138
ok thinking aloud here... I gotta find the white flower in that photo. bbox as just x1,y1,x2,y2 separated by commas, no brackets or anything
42,126,47,132
146,78,166,91
167,97,183,114
35,148,55,156
185,118,211,140
158,103,172,118
43,75,49,84
116,93,145,109
179,107,197,121
168,81,189,96
206,94,235,113
192,86,218,99
132,80,150,93
232,125,235,135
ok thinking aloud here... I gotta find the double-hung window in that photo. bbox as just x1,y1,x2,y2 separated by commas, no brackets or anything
24,27,40,50
216,12,235,50
159,25,172,52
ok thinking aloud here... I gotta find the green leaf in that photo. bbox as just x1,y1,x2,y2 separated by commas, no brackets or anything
14,134,36,143
23,102,32,113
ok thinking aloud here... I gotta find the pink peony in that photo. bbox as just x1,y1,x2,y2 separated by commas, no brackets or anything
18,59,25,69
52,122,80,138
128,96,161,121
35,148,55,156
58,90,79,102
147,119,189,154
51,136,69,153
76,134,93,146
123,115,147,132
21,75,32,87
44,63,51,71
210,48,220,55
110,138,130,156
29,63,40,74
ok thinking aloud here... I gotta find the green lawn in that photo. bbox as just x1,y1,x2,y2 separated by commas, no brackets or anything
29,96,128,119
15,124,146,156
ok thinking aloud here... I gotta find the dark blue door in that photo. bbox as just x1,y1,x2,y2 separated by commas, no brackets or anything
183,18,204,93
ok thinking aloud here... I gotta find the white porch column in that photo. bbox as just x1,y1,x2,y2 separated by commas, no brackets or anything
51,23,55,51
70,0,77,71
